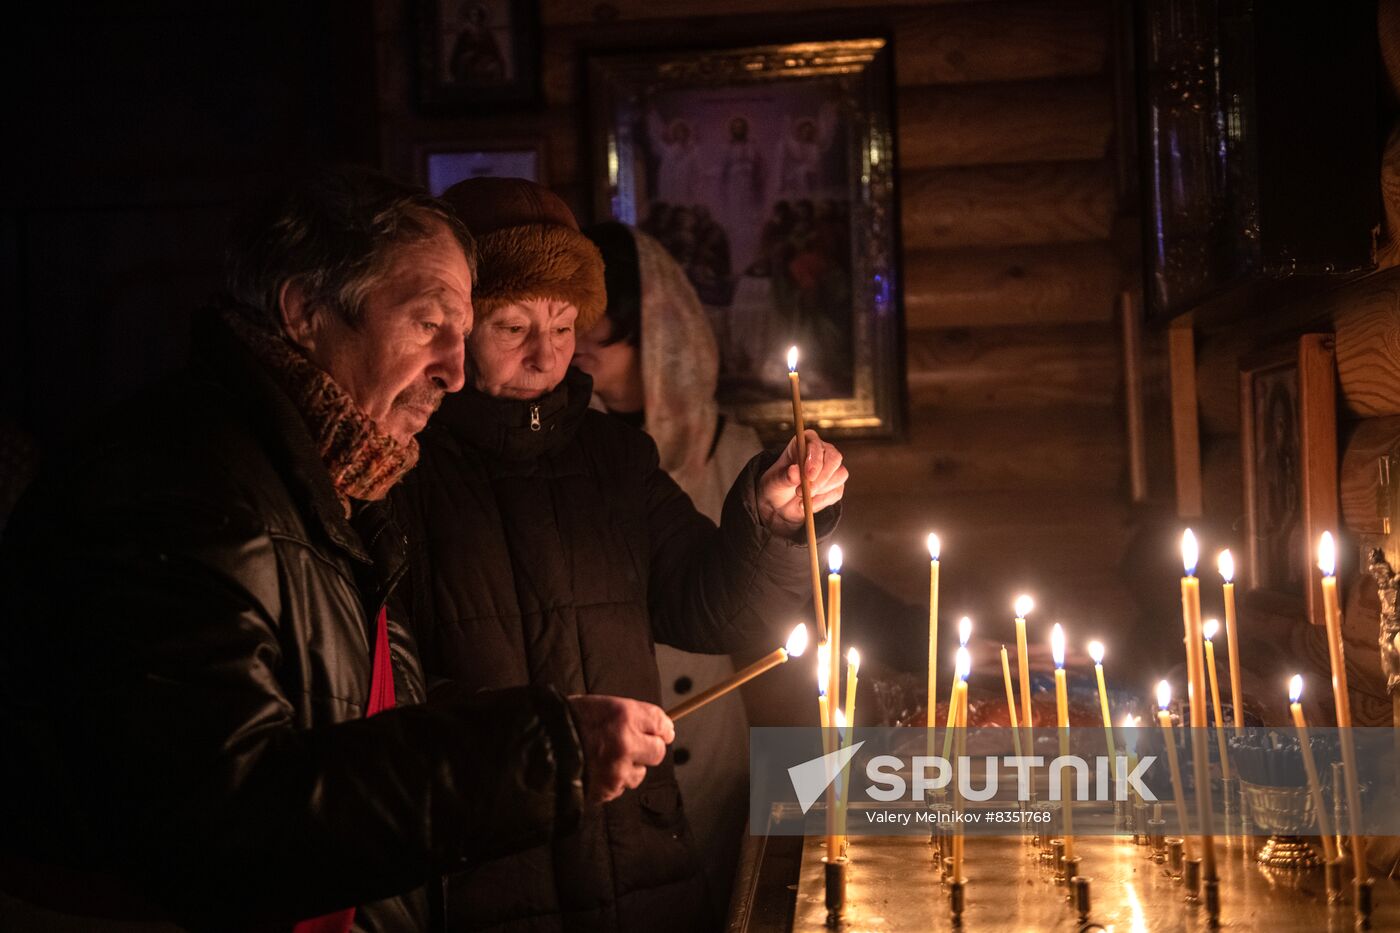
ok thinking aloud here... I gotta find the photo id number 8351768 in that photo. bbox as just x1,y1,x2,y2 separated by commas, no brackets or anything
985,809,1050,823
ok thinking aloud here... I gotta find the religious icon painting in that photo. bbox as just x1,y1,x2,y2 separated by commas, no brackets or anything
415,0,540,110
1239,334,1338,625
415,140,545,196
587,39,904,439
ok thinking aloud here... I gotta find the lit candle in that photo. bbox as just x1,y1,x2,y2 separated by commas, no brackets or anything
787,347,826,644
927,533,941,765
1288,675,1338,863
1180,530,1217,881
843,648,860,733
1051,623,1074,861
1318,531,1367,881
1088,640,1116,783
827,544,843,740
1014,594,1035,759
1000,644,1023,758
838,651,860,856
1156,681,1194,858
1218,550,1245,736
669,624,809,720
952,646,970,879
943,616,973,761
1201,619,1231,780
834,708,851,850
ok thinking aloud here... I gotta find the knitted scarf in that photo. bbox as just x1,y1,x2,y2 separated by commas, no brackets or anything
222,308,419,515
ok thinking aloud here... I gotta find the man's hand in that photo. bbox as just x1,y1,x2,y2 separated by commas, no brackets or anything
567,695,674,805
757,430,848,537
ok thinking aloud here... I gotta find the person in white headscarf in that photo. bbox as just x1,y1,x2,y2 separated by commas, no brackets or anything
574,221,760,911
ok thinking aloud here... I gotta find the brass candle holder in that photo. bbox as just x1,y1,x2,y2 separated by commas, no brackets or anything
1134,801,1150,845
1355,877,1375,931
1064,855,1082,896
823,855,847,925
1073,875,1092,923
1184,857,1202,900
1167,837,1185,879
942,855,954,885
1205,877,1221,927
1149,818,1167,862
1050,839,1066,881
1324,857,1343,903
949,876,967,924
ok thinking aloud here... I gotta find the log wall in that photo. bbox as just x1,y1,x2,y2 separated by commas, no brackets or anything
373,0,1132,649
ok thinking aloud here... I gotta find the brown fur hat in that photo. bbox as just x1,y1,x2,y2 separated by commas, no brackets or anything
439,177,606,332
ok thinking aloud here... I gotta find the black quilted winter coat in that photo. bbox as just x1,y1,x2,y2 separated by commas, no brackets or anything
392,367,832,933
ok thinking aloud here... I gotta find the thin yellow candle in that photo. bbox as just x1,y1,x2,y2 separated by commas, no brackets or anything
1014,594,1035,759
1000,645,1023,758
1180,530,1217,881
1318,531,1367,881
817,641,832,734
1156,681,1194,858
1051,623,1074,861
943,616,972,760
1122,713,1140,807
669,624,809,720
834,708,851,849
786,347,826,644
1088,640,1117,781
1218,550,1245,735
1288,675,1338,863
926,533,941,765
952,646,970,879
827,545,842,739
1201,619,1231,780
843,647,860,731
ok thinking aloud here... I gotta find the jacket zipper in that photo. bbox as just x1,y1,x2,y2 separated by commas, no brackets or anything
529,403,541,432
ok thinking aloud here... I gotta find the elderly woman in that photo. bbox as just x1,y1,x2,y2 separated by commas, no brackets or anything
394,178,847,932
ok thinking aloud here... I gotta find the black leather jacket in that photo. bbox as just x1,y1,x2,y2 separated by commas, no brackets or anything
0,312,584,932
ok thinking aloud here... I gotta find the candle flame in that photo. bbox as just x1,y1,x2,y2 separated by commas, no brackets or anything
1014,594,1034,618
1289,673,1303,704
927,532,941,561
1317,531,1336,577
786,346,799,373
1088,640,1104,664
834,708,847,729
817,642,830,695
955,645,971,681
1217,549,1235,583
786,623,810,657
1122,713,1138,728
847,646,860,672
1156,680,1172,710
828,543,842,574
1202,618,1219,641
958,615,972,646
1181,529,1199,576
1050,623,1066,668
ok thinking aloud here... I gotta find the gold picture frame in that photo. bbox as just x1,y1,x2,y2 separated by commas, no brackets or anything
587,39,903,439
1239,334,1338,625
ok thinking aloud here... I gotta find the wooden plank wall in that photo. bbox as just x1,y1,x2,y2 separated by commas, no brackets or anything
373,0,1133,648
1186,267,1400,725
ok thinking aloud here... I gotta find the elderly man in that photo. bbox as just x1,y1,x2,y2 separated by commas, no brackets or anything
394,177,847,932
0,167,670,932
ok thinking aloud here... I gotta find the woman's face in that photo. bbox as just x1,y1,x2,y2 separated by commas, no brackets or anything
572,316,641,412
467,298,577,399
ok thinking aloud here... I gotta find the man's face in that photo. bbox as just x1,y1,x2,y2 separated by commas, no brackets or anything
295,225,472,445
468,297,577,399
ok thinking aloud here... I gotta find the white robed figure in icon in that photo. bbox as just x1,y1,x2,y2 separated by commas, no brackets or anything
775,104,839,198
717,115,766,274
647,110,702,205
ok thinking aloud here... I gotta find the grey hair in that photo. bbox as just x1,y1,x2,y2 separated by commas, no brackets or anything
224,165,477,331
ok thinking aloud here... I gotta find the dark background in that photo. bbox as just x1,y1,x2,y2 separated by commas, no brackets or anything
4,1,376,447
